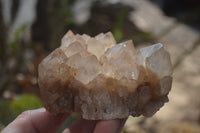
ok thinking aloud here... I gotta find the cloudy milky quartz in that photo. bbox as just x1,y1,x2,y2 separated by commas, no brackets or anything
38,30,173,120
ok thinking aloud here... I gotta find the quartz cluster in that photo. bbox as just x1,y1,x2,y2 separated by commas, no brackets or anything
38,30,173,120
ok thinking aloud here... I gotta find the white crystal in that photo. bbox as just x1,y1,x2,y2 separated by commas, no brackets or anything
75,34,87,46
61,30,76,48
159,76,172,95
95,32,116,49
102,40,139,80
67,54,101,84
104,40,136,60
82,34,91,42
66,53,82,68
87,38,106,59
64,41,88,57
75,55,101,84
137,43,172,78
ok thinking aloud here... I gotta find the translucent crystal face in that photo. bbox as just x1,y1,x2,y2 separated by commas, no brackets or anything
137,43,173,78
102,40,139,80
60,30,172,88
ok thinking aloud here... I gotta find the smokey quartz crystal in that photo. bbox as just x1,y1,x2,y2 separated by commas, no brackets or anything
38,30,173,120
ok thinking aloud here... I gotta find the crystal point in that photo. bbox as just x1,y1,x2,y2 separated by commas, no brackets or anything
137,43,173,78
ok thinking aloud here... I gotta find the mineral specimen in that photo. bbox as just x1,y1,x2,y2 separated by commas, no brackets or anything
38,30,173,120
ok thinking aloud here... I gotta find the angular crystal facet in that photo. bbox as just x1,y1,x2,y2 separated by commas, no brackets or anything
87,38,106,59
61,30,75,48
95,32,116,49
137,43,172,78
102,40,139,80
39,30,173,120
64,41,87,57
